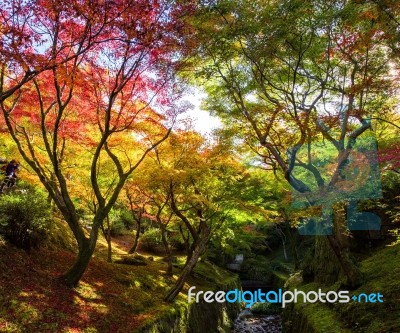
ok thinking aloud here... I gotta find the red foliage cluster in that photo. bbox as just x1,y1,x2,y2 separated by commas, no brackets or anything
379,142,400,170
0,0,195,143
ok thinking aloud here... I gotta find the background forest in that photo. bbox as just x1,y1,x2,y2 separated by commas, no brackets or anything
0,0,399,332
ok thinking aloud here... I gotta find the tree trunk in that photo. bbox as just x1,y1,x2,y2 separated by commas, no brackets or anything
62,237,95,286
313,236,341,284
330,203,362,288
164,225,211,302
128,219,141,254
161,224,173,276
287,226,299,269
100,216,113,263
326,234,362,288
276,226,287,260
185,239,197,266
106,216,112,263
179,225,191,261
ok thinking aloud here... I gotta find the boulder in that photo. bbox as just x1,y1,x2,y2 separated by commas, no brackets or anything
114,254,147,266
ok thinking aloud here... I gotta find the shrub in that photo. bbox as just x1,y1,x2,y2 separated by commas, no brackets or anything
251,301,281,315
0,187,51,250
108,208,132,236
139,227,163,252
106,219,125,236
118,209,135,229
169,232,186,251
241,255,272,282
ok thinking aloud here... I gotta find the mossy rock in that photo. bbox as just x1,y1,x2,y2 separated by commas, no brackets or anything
251,302,281,315
162,256,178,263
284,271,303,288
114,254,148,266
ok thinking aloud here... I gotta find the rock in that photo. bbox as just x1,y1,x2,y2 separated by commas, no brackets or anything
232,312,282,333
162,256,178,263
284,271,303,288
227,263,242,272
238,309,253,320
114,254,147,266
132,253,147,261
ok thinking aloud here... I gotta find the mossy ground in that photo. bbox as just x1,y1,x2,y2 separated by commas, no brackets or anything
285,243,400,333
0,219,238,332
338,243,400,333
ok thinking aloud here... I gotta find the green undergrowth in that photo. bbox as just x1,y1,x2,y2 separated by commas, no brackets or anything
284,243,400,333
47,217,78,252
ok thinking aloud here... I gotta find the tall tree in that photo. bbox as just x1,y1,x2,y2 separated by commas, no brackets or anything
0,0,193,286
193,0,398,287
123,128,245,300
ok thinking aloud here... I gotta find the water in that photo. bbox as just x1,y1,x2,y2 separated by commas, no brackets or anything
232,309,282,333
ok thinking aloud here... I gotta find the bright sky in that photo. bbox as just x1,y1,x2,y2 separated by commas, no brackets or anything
179,89,222,135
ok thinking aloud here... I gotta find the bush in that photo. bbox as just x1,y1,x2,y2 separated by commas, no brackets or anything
109,219,126,236
169,232,186,251
139,227,163,252
251,301,281,315
108,208,133,236
0,187,51,250
241,255,272,282
118,209,135,229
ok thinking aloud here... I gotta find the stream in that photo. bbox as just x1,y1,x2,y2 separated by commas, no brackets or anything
231,309,282,333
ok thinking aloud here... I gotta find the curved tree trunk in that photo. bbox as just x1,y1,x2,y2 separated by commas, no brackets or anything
61,218,102,287
164,224,211,302
179,224,191,261
62,237,96,286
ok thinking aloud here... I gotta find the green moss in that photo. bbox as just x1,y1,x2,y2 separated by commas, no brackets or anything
133,261,240,333
251,302,281,315
192,261,238,288
304,303,352,333
284,243,400,333
46,217,77,252
337,244,400,333
271,271,288,288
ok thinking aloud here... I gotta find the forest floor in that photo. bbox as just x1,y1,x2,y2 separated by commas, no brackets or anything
0,218,232,333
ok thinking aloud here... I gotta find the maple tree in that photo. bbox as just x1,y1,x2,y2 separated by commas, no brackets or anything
0,0,193,286
125,154,181,269
192,0,399,288
142,130,246,301
117,127,249,300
